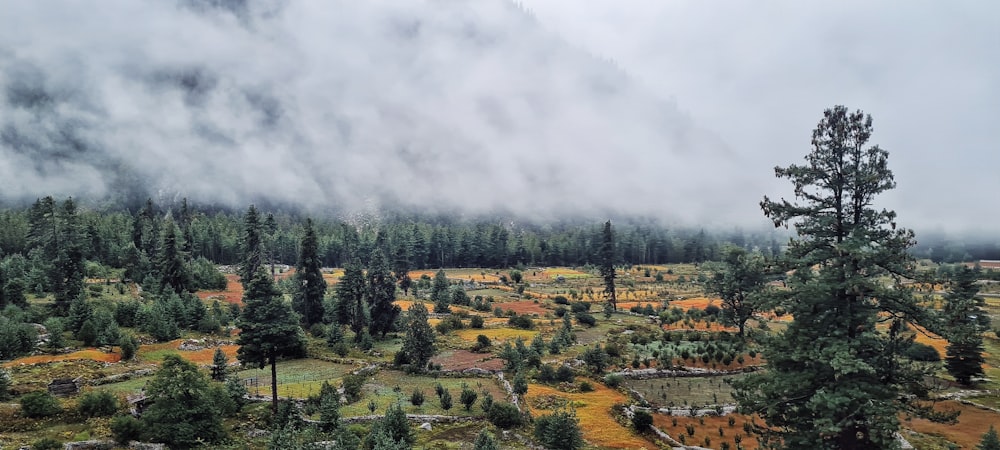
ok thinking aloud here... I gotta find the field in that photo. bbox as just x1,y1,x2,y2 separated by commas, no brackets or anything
3,263,999,449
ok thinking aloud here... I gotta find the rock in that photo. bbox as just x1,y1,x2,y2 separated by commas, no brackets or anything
48,377,81,397
420,422,432,431
63,440,114,450
462,367,492,376
128,443,166,450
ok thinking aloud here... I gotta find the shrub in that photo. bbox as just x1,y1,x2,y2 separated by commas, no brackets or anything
534,408,584,450
570,302,591,313
556,365,575,383
77,390,119,417
578,381,593,392
342,374,365,403
604,374,623,388
439,389,453,410
31,438,62,450
905,342,940,362
486,402,523,428
537,364,556,383
472,334,492,352
632,410,653,431
460,384,478,411
20,391,61,418
119,333,139,361
410,389,425,407
553,295,569,305
574,312,596,327
470,315,484,329
507,314,534,330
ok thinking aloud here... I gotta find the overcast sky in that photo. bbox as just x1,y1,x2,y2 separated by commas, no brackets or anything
1,1,997,233
521,0,1000,233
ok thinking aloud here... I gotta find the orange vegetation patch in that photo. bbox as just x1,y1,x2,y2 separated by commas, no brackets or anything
526,383,655,449
654,413,761,449
904,400,1000,449
910,325,949,358
196,274,244,305
3,349,121,367
429,350,503,371
496,300,548,315
179,345,239,365
670,297,720,311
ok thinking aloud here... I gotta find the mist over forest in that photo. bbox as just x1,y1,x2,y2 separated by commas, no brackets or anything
1,0,996,245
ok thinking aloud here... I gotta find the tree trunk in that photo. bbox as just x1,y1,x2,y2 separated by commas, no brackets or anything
270,355,278,415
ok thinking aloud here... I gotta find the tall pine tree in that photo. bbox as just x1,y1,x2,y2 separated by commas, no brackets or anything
236,269,305,414
292,219,326,327
238,206,263,289
942,265,987,385
735,106,936,449
366,247,400,338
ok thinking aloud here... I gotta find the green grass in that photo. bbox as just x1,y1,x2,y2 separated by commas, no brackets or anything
338,370,507,417
624,375,743,409
234,359,356,399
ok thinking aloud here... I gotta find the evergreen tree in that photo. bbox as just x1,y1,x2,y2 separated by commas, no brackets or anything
706,246,767,337
399,302,436,370
54,198,85,315
367,248,400,338
473,429,500,450
979,426,1000,450
157,219,190,294
237,269,306,414
239,206,264,289
292,219,326,327
735,106,937,449
336,261,368,338
431,269,450,313
599,221,617,311
942,265,987,385
211,347,228,381
142,354,226,448
534,407,584,450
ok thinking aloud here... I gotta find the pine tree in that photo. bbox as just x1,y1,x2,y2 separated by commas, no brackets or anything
400,302,436,370
736,106,939,449
942,265,987,385
431,269,450,313
236,269,306,414
706,246,767,337
598,221,617,311
158,218,190,294
367,248,400,338
473,429,500,450
292,219,326,327
979,426,1000,450
239,206,263,289
336,261,368,338
211,347,228,381
54,198,85,315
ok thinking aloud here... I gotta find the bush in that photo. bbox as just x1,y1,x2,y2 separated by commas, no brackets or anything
486,402,523,429
472,334,492,352
469,315,484,329
905,342,941,362
31,438,62,450
439,389,453,410
507,314,534,330
77,390,119,417
553,295,569,305
633,410,653,431
578,381,593,392
604,374,623,388
20,391,61,418
574,312,596,327
342,374,365,403
410,389,425,407
570,302,591,313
